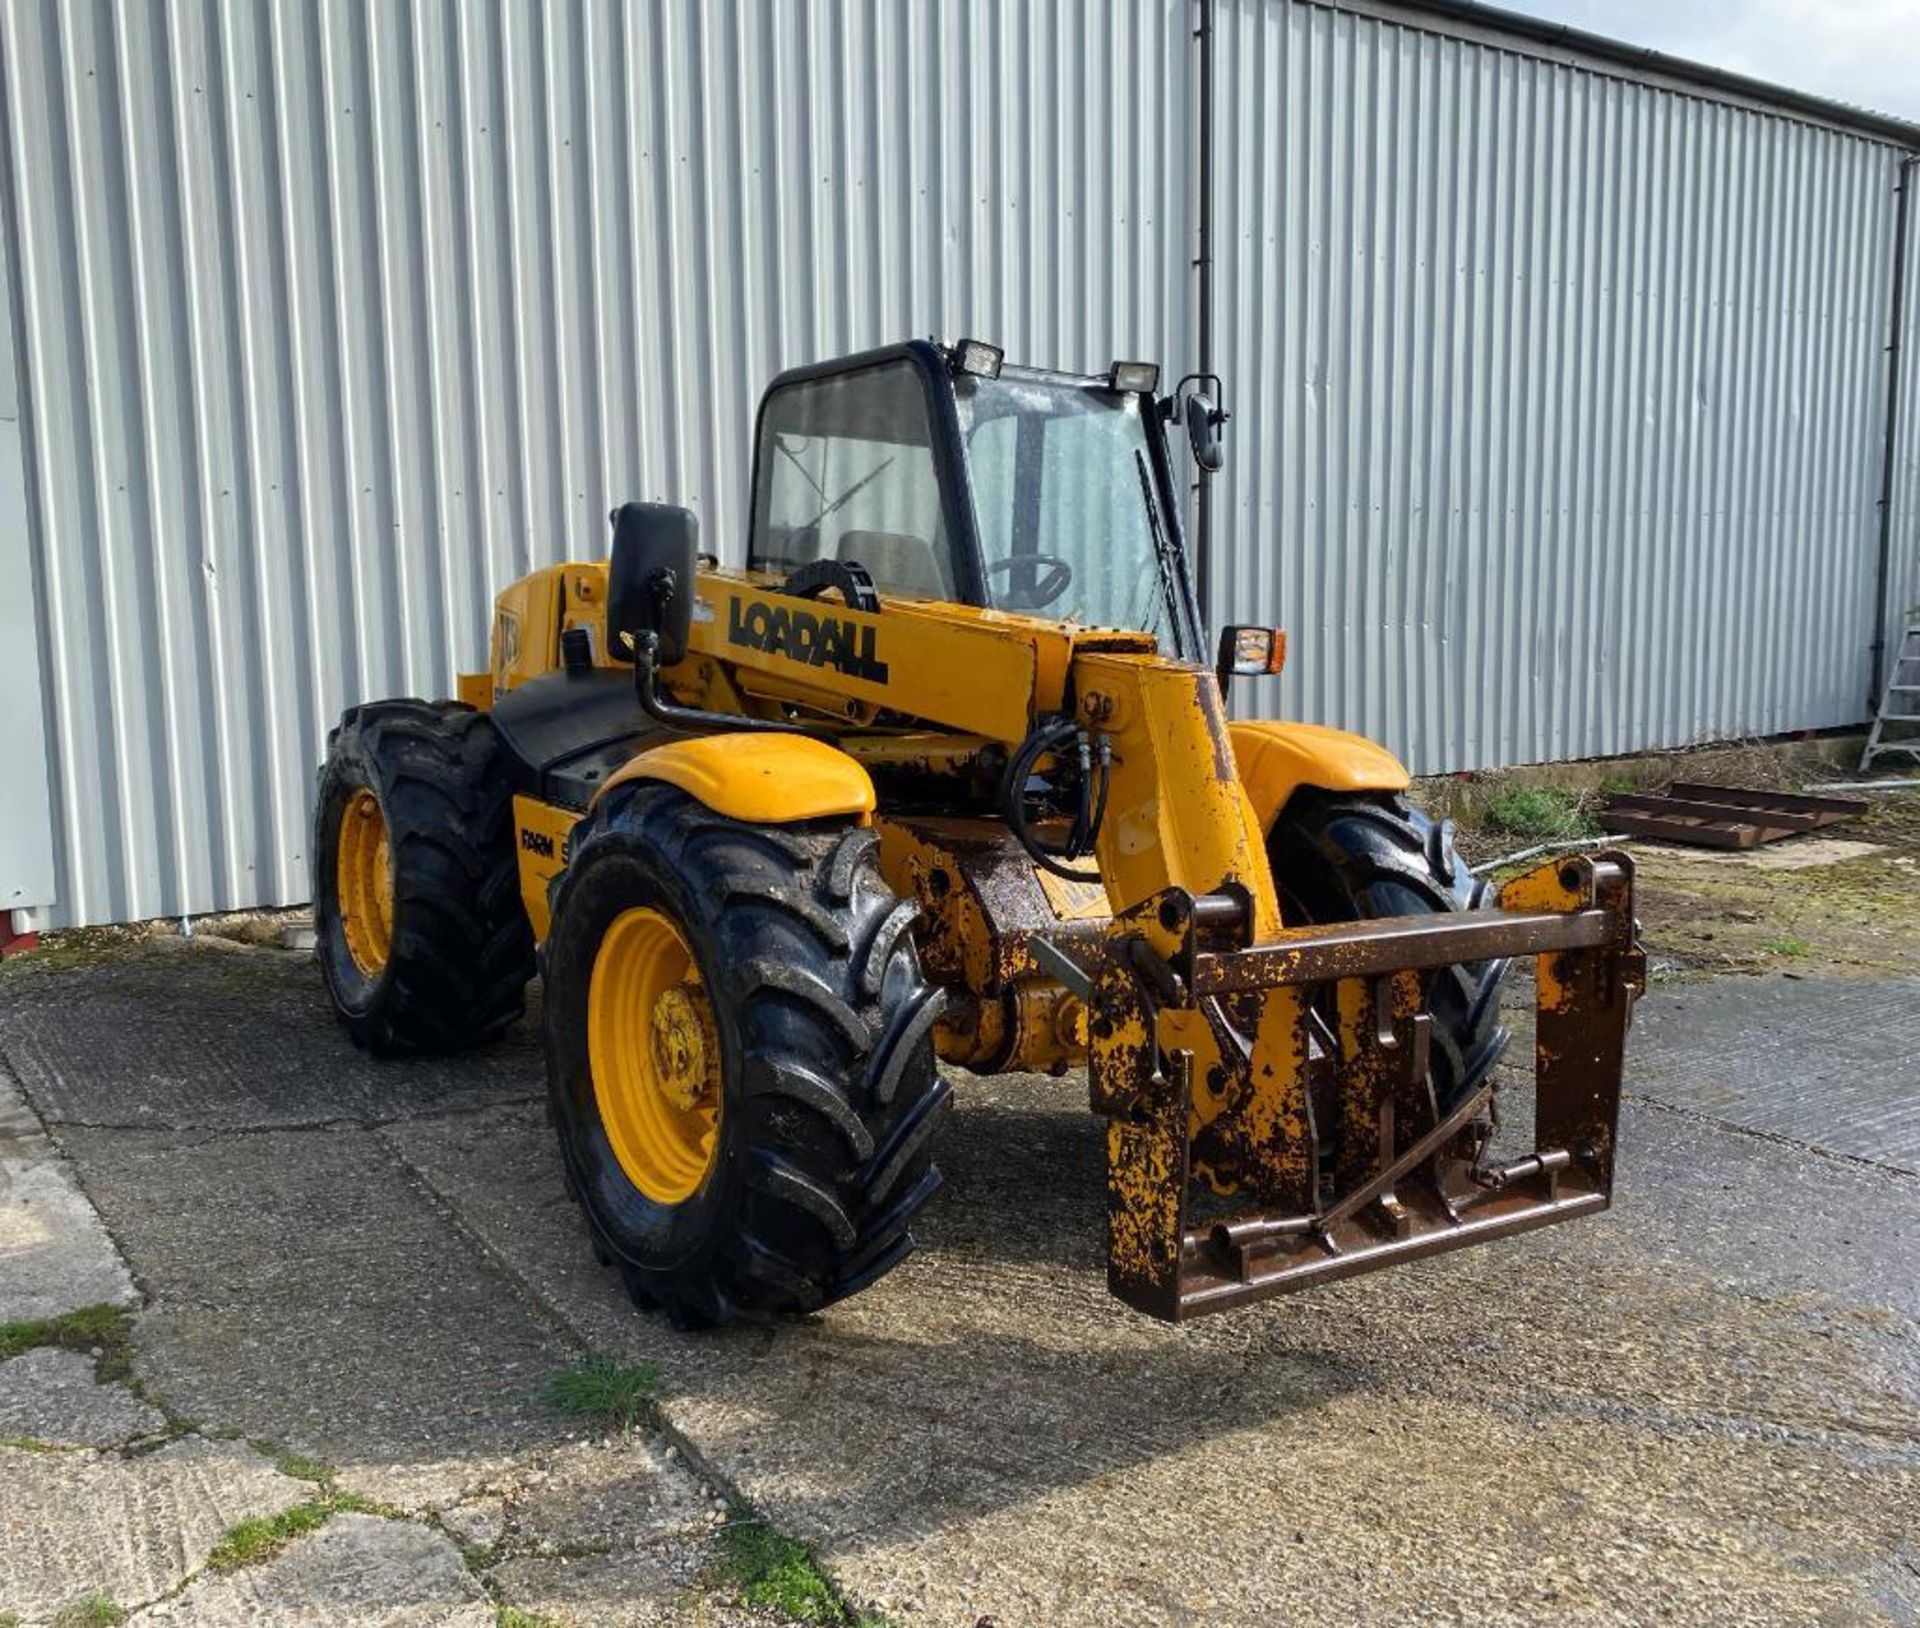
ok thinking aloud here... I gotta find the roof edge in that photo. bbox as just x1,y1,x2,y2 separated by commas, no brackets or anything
1316,0,1920,150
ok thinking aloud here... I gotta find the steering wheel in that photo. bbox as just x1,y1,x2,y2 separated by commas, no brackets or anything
985,553,1074,610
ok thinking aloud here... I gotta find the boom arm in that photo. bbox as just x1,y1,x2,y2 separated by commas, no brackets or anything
673,572,1282,933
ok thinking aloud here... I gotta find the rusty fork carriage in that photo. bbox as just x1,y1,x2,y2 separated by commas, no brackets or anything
1091,852,1645,1321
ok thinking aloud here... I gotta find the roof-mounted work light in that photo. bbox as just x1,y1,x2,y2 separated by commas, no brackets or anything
1108,360,1160,394
952,338,1005,379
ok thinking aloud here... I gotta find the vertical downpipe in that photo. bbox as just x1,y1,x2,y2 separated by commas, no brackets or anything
1193,0,1217,631
1869,152,1917,710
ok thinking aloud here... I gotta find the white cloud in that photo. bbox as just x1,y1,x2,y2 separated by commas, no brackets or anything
1497,0,1920,123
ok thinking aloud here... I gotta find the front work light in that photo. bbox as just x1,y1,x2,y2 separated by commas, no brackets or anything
952,338,1005,379
1217,624,1287,680
1108,360,1160,394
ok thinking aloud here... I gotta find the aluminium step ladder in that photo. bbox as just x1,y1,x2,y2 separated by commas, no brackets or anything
1861,622,1920,771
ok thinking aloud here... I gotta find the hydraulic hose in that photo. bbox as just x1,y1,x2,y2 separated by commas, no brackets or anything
1001,715,1111,884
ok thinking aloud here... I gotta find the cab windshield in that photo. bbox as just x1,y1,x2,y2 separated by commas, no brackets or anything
956,371,1189,654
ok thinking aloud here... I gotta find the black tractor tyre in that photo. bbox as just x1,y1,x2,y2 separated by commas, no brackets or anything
313,699,535,1054
542,784,949,1328
1267,790,1509,1112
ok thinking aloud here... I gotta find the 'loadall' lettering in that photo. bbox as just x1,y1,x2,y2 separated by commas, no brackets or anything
727,598,889,682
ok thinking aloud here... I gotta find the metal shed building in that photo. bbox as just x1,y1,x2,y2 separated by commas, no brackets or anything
2,0,1917,930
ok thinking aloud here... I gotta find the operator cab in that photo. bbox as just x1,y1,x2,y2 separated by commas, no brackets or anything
745,339,1206,662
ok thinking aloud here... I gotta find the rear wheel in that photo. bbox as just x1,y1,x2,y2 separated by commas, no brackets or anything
1267,790,1508,1112
314,700,535,1053
543,785,949,1327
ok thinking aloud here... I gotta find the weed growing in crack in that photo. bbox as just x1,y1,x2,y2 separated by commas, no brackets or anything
0,1304,134,1378
49,1597,126,1627
718,1514,886,1626
251,1441,334,1483
204,1491,390,1571
541,1356,659,1433
206,1501,334,1569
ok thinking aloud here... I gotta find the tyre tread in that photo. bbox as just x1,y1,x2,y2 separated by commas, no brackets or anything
314,700,535,1054
545,788,944,1325
1269,790,1509,1111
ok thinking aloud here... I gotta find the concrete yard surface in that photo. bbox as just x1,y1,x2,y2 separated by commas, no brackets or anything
0,881,1917,1624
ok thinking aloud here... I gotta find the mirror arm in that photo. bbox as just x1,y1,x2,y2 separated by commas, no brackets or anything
646,565,681,630
630,629,831,742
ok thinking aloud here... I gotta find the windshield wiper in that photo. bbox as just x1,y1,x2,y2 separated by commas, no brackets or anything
774,434,829,505
804,454,897,533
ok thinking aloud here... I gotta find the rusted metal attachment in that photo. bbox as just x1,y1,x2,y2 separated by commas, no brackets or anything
1095,851,1644,1322
1601,782,1867,848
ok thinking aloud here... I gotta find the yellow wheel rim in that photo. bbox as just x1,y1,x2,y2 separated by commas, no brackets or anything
588,907,723,1204
336,787,394,978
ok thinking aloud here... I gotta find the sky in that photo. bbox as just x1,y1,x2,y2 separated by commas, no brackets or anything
1493,0,1920,123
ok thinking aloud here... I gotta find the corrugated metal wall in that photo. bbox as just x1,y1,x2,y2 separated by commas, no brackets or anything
1210,0,1913,768
0,0,1188,926
1,0,1915,927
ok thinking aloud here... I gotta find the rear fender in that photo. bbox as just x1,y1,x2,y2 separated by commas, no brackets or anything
592,733,876,825
1229,720,1410,834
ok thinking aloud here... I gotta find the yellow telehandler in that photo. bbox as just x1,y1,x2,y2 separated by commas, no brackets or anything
315,340,1642,1324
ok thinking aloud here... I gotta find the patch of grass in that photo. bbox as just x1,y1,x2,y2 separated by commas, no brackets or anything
205,1499,334,1570
51,1598,125,1628
0,1608,20,1627
1482,784,1601,843
720,1519,841,1622
496,1608,558,1628
0,1303,134,1380
718,1515,886,1625
1759,934,1812,958
542,1356,659,1433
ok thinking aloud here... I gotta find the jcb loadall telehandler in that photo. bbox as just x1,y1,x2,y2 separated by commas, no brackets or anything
316,340,1643,1325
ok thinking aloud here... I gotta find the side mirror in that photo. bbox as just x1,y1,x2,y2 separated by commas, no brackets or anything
607,502,698,665
1185,391,1227,473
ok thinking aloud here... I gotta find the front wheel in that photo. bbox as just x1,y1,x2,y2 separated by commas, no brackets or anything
542,786,949,1327
1267,790,1509,1112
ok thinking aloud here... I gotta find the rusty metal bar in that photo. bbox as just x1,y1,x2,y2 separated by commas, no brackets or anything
1173,1185,1610,1317
1314,1080,1493,1232
1597,810,1765,849
1190,907,1616,993
1665,782,1870,817
1604,791,1831,832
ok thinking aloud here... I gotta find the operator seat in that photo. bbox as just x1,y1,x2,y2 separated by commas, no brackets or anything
837,530,950,601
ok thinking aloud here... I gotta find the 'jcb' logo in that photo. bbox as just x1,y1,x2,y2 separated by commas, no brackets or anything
520,827,555,859
727,598,888,683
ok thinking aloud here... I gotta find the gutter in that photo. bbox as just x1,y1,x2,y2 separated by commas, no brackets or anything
1329,0,1920,150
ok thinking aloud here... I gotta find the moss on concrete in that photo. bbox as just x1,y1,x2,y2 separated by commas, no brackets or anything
0,1305,135,1382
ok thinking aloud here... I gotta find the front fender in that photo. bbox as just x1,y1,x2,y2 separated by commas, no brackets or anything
1229,720,1410,834
593,733,876,825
